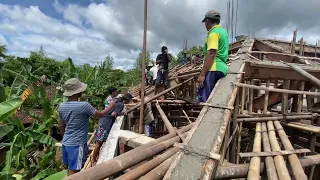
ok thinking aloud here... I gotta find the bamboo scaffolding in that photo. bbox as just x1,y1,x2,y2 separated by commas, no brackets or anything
127,77,195,113
247,123,262,180
155,101,175,134
264,80,270,114
274,121,307,180
233,82,320,96
297,81,305,113
249,79,254,114
261,122,278,180
67,124,193,179
285,63,320,89
237,114,313,122
215,154,320,179
267,121,291,180
140,154,177,180
115,147,179,180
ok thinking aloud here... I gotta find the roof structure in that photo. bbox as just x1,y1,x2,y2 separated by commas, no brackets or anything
68,34,320,180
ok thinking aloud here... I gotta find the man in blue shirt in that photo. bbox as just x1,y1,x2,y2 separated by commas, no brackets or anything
58,78,115,176
91,93,133,162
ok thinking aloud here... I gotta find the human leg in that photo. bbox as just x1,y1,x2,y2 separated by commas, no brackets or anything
92,121,115,162
63,143,88,176
197,71,225,102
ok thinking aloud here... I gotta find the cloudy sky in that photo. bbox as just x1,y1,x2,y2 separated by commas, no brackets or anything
0,0,319,70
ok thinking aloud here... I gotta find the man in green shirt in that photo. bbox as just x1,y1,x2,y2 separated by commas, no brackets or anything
197,10,229,102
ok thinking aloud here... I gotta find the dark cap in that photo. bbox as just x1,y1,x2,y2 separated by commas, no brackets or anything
202,10,221,22
123,93,133,101
161,46,168,52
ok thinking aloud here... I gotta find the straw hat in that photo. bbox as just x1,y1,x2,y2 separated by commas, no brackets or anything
62,78,87,97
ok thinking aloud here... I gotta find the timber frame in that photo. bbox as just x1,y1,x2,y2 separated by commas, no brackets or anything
67,33,320,180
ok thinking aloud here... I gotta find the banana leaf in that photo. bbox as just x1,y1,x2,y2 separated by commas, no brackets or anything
43,170,67,180
0,83,6,103
0,125,14,139
34,85,52,119
2,132,22,174
26,131,57,146
0,98,22,121
31,168,58,180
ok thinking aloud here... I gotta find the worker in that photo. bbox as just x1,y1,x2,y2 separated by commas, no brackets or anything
58,78,115,176
149,63,159,86
105,87,118,108
91,93,133,163
146,62,153,85
155,46,171,100
197,10,229,102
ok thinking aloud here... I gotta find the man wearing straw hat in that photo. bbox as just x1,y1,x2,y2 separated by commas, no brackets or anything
58,78,115,176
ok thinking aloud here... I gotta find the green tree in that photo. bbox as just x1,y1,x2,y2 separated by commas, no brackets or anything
176,45,203,64
134,51,152,70
104,55,114,69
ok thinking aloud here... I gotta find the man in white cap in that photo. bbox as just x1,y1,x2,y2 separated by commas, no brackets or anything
58,78,115,176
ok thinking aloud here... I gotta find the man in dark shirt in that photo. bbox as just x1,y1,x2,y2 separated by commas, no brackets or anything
155,46,171,100
92,93,133,162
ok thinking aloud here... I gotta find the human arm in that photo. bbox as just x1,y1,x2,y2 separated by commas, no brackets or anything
59,120,66,136
156,54,161,65
94,101,116,118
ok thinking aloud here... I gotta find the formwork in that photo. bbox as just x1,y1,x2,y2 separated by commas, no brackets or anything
67,35,320,180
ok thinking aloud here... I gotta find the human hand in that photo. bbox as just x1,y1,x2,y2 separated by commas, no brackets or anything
227,62,231,67
198,74,205,87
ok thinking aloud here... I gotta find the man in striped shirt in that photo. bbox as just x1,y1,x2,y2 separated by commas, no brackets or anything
58,78,115,176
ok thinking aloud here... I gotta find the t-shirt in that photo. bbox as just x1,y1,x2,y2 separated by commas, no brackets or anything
105,96,116,108
149,66,158,80
98,101,124,129
156,53,171,70
58,101,96,146
203,25,229,75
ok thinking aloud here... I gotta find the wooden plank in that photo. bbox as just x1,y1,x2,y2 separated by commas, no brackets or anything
239,148,311,158
119,130,155,148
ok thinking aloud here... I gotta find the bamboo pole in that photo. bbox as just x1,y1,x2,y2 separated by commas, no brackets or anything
115,147,179,180
237,114,313,122
249,79,254,114
247,123,262,180
215,154,320,179
139,0,148,134
267,121,291,180
236,122,243,164
291,29,297,54
264,80,270,114
274,121,307,180
299,37,304,56
140,154,177,180
308,135,316,180
233,82,320,96
285,63,320,89
155,101,175,134
281,80,290,114
231,91,240,163
67,131,189,180
181,108,192,124
241,86,245,113
261,122,278,180
297,81,305,113
127,77,195,113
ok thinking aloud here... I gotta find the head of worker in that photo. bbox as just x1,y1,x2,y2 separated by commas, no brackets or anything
117,93,133,104
161,46,168,54
108,87,118,98
202,10,221,31
62,78,87,99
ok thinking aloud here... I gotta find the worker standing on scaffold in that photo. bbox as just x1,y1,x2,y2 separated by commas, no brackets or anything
197,10,229,102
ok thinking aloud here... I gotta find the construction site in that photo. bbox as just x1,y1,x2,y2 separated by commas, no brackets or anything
64,30,320,180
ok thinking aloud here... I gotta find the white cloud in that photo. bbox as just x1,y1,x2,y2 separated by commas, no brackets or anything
0,0,319,71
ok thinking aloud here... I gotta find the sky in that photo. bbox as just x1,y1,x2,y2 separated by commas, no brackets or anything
0,0,319,70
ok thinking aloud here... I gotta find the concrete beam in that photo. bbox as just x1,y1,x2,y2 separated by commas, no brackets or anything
164,38,255,180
